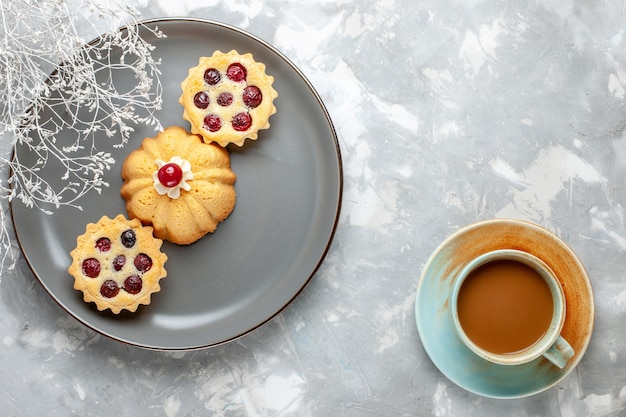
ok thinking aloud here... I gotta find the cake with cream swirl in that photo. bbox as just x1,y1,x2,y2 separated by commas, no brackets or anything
120,126,237,245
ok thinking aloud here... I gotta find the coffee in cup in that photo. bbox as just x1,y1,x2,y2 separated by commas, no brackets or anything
450,249,574,368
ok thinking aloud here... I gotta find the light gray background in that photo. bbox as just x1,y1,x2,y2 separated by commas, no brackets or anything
3,0,626,415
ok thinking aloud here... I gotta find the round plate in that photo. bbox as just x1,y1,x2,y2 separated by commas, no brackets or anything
11,18,342,350
415,218,594,398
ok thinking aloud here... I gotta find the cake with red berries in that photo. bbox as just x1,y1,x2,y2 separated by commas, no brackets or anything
68,214,168,314
120,126,237,245
179,50,278,147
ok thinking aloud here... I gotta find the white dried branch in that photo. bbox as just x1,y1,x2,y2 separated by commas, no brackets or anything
0,0,164,272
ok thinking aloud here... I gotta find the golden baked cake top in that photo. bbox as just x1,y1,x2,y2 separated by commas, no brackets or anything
120,126,237,245
179,50,278,147
68,214,168,314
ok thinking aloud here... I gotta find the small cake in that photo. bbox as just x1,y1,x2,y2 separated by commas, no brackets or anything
68,214,168,314
179,50,278,147
120,126,237,245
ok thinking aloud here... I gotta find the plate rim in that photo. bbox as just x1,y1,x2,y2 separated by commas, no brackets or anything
415,218,594,398
10,17,343,351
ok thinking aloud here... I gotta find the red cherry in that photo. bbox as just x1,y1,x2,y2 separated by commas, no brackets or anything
82,258,101,278
95,237,111,252
194,91,210,109
134,253,153,272
123,275,143,294
157,163,183,188
204,114,222,132
232,112,252,131
204,68,221,85
242,86,262,108
226,63,247,82
113,255,126,271
217,92,233,106
100,280,119,298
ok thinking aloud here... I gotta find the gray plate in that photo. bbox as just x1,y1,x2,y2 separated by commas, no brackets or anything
11,18,342,350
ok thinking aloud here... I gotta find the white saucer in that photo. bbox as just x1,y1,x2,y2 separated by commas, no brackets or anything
415,218,594,398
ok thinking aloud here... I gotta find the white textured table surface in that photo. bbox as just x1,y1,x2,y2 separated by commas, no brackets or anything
3,0,626,415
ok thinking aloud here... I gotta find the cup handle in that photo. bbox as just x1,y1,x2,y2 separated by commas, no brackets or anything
542,335,575,368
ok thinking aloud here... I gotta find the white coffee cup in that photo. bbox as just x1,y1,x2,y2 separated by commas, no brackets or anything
450,249,574,368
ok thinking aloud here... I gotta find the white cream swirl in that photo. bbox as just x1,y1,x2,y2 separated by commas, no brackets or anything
152,156,193,199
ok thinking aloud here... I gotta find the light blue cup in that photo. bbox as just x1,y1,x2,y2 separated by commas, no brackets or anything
450,249,574,369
